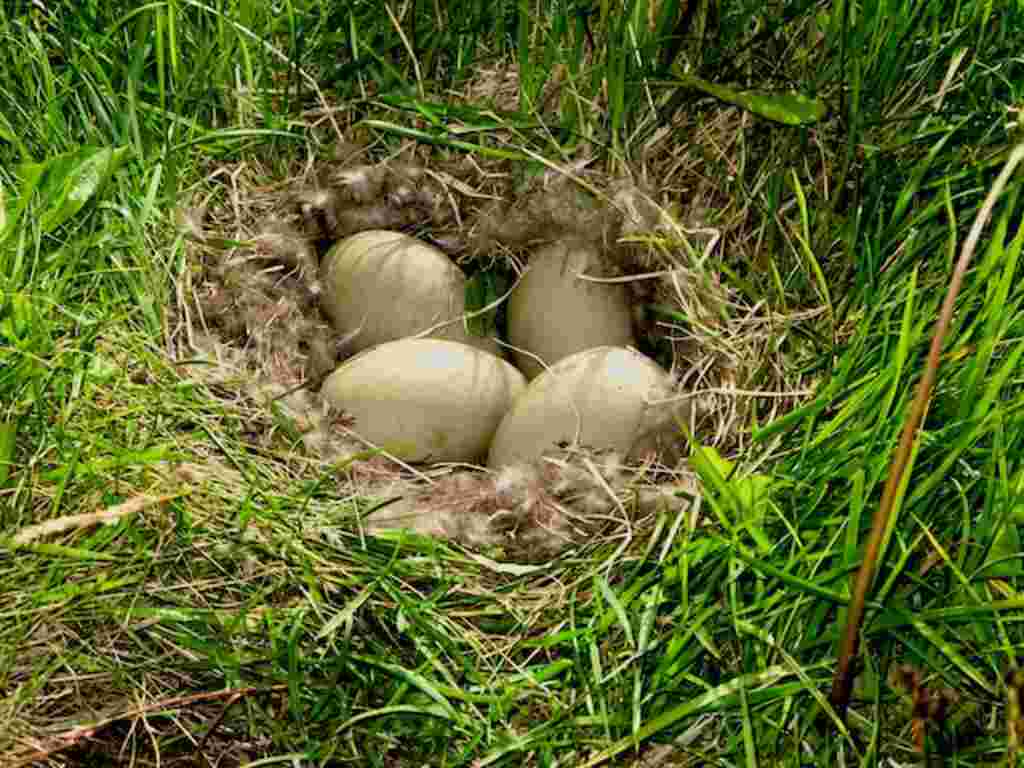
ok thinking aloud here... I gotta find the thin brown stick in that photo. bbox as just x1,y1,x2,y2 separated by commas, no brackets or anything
829,143,1024,718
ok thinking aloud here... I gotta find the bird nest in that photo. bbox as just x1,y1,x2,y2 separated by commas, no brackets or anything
168,108,815,561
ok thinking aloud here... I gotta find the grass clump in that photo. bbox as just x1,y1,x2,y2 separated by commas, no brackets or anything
2,1,1024,766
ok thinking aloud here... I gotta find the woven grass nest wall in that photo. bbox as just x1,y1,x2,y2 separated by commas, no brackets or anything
172,108,811,563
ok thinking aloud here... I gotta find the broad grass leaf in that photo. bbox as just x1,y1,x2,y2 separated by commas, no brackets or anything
464,270,507,338
0,292,33,346
689,443,774,550
976,522,1022,579
0,417,16,486
667,72,826,125
30,145,131,234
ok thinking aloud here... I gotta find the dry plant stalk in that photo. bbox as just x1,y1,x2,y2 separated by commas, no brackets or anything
9,491,188,546
889,664,959,754
1007,665,1024,762
829,143,1024,717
